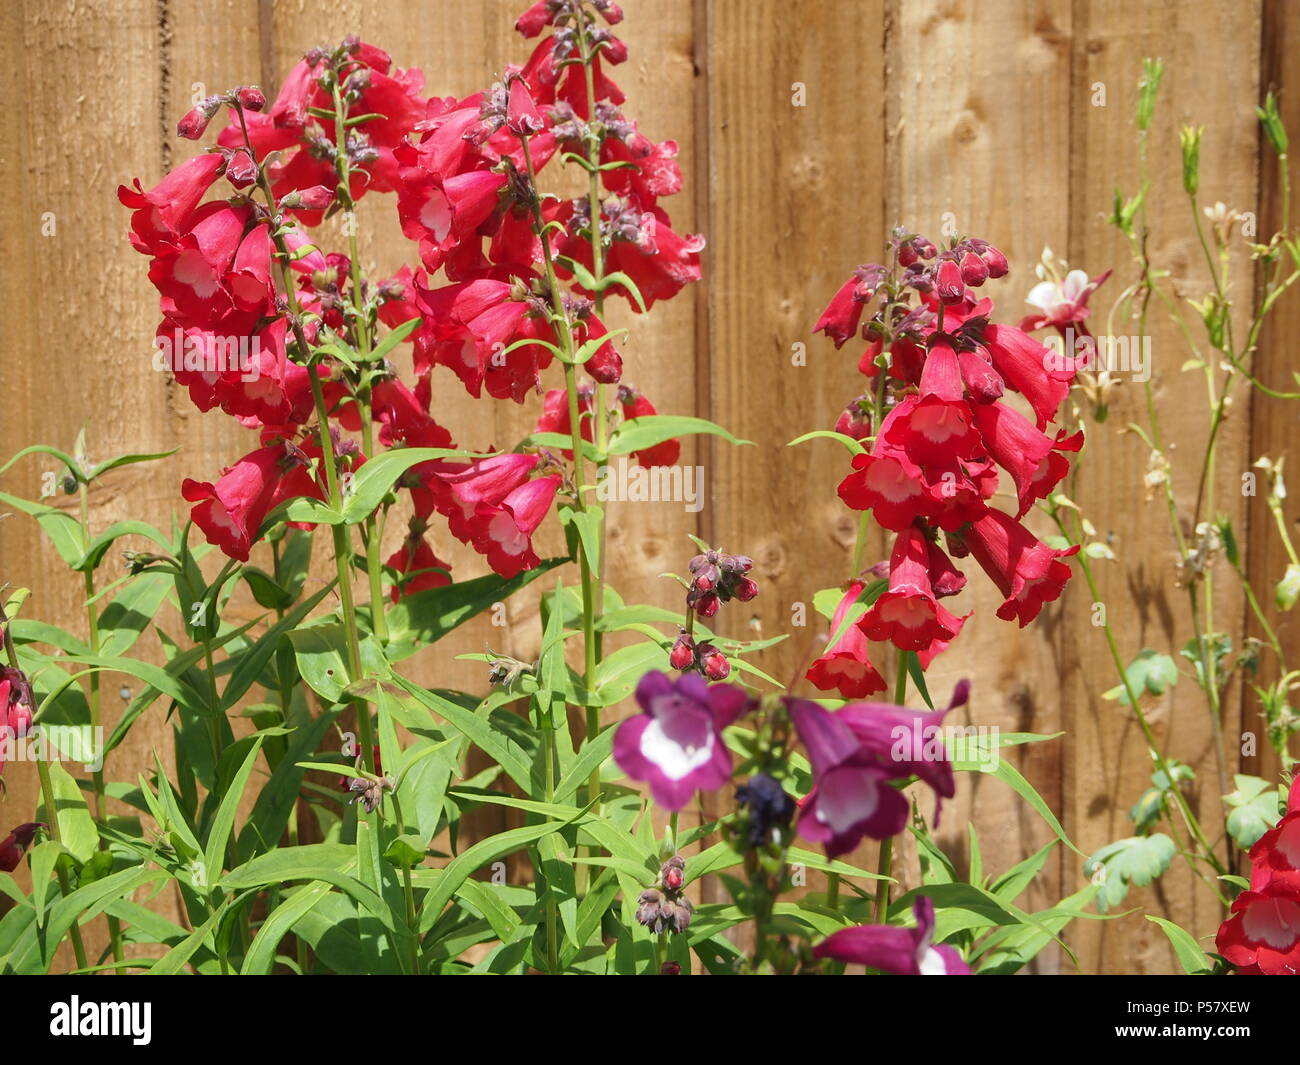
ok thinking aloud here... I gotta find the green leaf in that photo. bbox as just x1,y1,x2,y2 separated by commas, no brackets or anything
786,429,867,455
222,580,336,709
149,898,233,975
1084,834,1176,911
418,819,575,935
369,316,423,362
241,881,333,974
1146,915,1213,974
203,736,264,880
73,520,172,572
380,557,566,661
0,444,82,481
340,447,479,524
38,762,98,864
954,754,1083,856
607,415,752,456
288,624,389,703
86,449,178,482
0,491,86,566
1103,649,1179,706
392,677,534,793
1224,774,1282,848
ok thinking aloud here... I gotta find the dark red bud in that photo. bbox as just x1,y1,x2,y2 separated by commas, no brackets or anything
980,245,1009,278
693,591,720,619
935,259,965,305
733,576,759,602
698,645,730,680
236,86,267,111
177,106,213,140
668,633,697,671
959,250,989,287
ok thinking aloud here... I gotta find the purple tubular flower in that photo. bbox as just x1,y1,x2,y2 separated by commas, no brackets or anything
814,896,970,975
787,680,969,857
612,671,750,811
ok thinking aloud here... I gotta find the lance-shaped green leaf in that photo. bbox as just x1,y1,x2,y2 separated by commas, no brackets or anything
607,415,752,456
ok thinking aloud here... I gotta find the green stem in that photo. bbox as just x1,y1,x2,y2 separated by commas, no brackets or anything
78,483,124,964
1053,509,1225,877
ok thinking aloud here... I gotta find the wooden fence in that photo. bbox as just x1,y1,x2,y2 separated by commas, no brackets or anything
0,0,1296,973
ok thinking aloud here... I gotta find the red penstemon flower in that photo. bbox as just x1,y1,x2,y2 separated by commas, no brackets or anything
813,227,1086,657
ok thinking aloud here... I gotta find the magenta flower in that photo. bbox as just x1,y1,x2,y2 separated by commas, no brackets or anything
613,671,750,811
815,896,970,975
788,681,968,857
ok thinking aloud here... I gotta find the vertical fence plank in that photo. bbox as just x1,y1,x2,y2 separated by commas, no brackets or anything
1065,0,1261,972
702,0,888,927
884,0,1075,967
1247,0,1300,794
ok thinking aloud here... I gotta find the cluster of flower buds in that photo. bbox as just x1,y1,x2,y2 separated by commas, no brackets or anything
664,546,760,681
687,548,758,618
177,85,267,141
635,856,693,935
668,629,730,681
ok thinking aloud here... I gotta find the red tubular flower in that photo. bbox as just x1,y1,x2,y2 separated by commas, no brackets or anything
599,123,683,206
468,474,561,578
858,524,968,652
147,202,254,324
118,152,225,255
415,274,559,402
1247,777,1300,896
882,339,981,464
982,323,1075,429
386,528,452,601
224,223,275,313
957,509,1077,627
0,823,42,873
1216,883,1300,975
618,387,680,467
431,452,540,541
972,402,1083,518
181,439,325,562
219,43,426,214
0,668,35,774
555,200,702,310
805,580,886,698
837,446,931,532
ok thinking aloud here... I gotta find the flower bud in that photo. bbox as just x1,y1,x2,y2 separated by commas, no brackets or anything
835,397,872,441
506,77,545,137
224,148,258,189
177,95,223,140
691,590,720,618
1277,562,1300,612
1180,125,1203,197
732,575,759,602
980,243,1008,278
1258,92,1289,156
668,631,697,671
959,250,989,287
935,258,965,305
697,644,730,680
235,86,267,112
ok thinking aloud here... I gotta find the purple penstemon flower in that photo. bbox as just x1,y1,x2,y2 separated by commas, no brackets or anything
613,671,750,811
815,896,971,975
787,680,969,857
